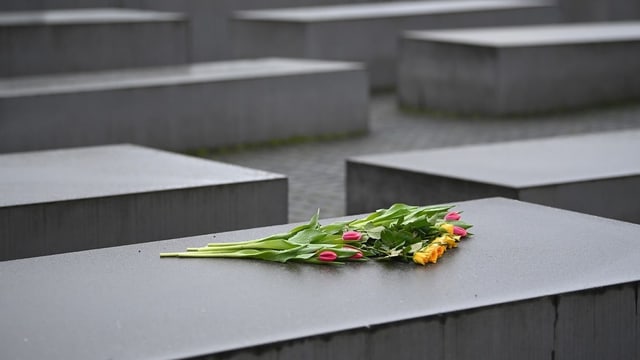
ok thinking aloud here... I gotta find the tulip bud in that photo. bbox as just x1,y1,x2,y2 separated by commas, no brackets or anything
318,251,338,262
453,226,467,237
444,211,461,221
342,245,364,260
342,230,362,241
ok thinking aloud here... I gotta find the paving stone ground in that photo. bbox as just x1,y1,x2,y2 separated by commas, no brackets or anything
211,94,640,222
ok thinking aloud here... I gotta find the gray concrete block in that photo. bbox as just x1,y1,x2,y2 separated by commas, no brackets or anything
0,58,369,153
0,0,384,61
0,8,189,77
119,0,385,63
553,285,637,360
398,21,640,115
557,0,640,22
346,130,640,223
442,296,556,360
0,144,287,260
0,0,120,11
1,198,639,359
231,0,559,89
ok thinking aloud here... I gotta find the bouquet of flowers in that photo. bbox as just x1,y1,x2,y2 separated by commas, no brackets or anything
160,203,472,266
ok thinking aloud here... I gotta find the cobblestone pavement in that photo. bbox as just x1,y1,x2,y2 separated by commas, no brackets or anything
211,94,640,223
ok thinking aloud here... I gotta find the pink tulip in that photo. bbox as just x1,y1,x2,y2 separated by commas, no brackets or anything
342,230,362,241
342,245,364,260
343,245,363,259
318,251,338,262
445,212,461,221
453,226,467,237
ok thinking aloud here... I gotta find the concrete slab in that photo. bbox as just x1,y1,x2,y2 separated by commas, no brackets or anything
1,198,638,359
0,0,383,60
0,8,188,77
0,144,287,260
398,21,640,115
0,0,119,11
3,0,637,24
231,0,559,88
347,130,640,222
0,58,369,153
556,0,640,22
405,21,640,46
119,0,383,62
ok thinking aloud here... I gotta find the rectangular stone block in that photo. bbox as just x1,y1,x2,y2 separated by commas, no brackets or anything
552,285,638,360
118,0,385,62
398,21,640,115
231,0,559,89
0,58,369,153
0,8,189,77
556,0,640,22
0,144,287,260
0,0,119,11
1,198,639,359
347,130,640,223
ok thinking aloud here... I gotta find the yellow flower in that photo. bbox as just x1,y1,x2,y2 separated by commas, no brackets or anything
413,251,429,265
435,244,446,257
440,223,454,235
438,235,459,248
428,243,445,263
413,242,447,265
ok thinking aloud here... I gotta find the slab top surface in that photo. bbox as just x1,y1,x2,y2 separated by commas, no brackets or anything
0,8,184,26
1,197,639,359
0,58,363,98
234,0,552,22
0,144,285,207
349,129,640,188
405,21,640,46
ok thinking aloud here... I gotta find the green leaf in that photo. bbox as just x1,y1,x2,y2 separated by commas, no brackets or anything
319,220,350,234
448,220,473,230
364,224,386,239
288,228,329,245
200,239,298,251
380,228,414,248
308,209,320,229
293,252,317,260
311,234,343,245
407,242,424,254
387,249,403,258
164,247,305,263
402,216,429,230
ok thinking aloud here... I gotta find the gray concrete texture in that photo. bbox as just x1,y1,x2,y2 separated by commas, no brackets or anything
210,94,640,223
0,0,395,61
0,144,287,260
0,0,120,11
218,283,638,360
1,198,639,359
346,129,640,222
118,0,392,62
0,58,369,153
3,0,640,22
398,22,640,115
0,8,189,77
231,0,560,88
2,0,638,62
557,0,640,22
